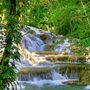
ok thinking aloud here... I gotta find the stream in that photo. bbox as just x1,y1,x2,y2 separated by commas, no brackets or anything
7,26,90,90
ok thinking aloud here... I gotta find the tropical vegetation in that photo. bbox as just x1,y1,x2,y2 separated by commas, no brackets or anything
0,0,90,89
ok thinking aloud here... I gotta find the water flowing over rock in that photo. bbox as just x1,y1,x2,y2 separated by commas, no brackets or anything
54,39,71,53
14,26,88,90
17,26,74,67
1,26,89,89
21,34,45,51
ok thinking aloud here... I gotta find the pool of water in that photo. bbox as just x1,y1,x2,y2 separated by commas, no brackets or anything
19,84,86,90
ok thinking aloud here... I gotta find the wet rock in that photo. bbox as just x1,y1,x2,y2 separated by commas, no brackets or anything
63,80,79,85
39,33,55,44
36,51,68,55
45,44,55,51
86,53,90,62
45,55,86,62
76,56,86,62
18,66,52,75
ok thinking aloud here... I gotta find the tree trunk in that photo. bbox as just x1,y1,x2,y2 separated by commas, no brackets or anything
0,0,16,65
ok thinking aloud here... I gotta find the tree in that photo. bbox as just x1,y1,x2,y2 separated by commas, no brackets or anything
0,0,21,89
1,0,16,65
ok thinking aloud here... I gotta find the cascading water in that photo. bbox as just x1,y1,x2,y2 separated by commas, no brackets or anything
54,39,71,53
21,34,45,52
17,70,68,87
14,26,81,90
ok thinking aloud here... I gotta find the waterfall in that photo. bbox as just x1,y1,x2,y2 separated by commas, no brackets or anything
54,39,71,53
15,26,79,89
17,69,68,87
21,34,45,52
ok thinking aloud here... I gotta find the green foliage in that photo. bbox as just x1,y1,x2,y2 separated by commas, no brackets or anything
1,0,90,48
26,0,90,49
0,65,16,89
0,0,90,88
0,0,21,89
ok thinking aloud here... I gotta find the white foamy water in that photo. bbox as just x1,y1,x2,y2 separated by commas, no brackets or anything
15,26,80,89
18,79,67,87
51,70,67,80
17,68,69,87
54,39,71,53
85,85,90,90
21,34,45,51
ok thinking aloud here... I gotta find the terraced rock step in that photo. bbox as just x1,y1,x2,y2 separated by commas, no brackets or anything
63,79,79,85
18,66,53,75
36,51,68,55
31,51,86,63
16,45,87,64
45,55,86,62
